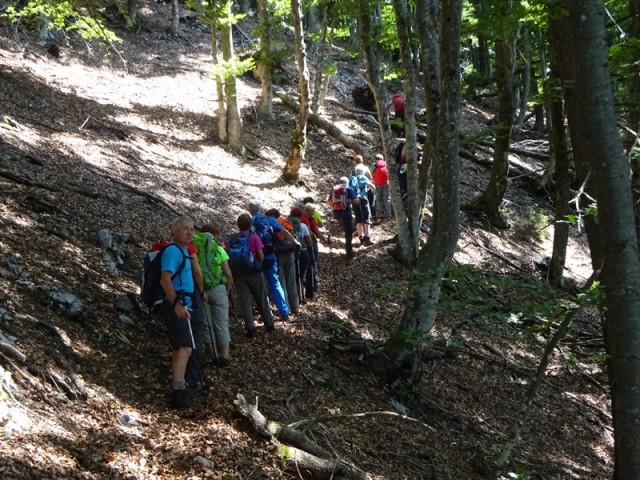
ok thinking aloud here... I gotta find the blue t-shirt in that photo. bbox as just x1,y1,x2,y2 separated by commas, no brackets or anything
161,244,194,307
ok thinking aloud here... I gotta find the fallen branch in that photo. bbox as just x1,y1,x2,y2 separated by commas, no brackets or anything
288,410,436,433
0,168,59,192
461,226,530,274
495,308,578,472
234,393,369,479
324,98,377,117
0,341,26,363
276,91,368,157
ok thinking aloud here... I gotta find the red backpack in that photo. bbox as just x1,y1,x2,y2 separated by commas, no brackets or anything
330,185,349,211
373,159,389,185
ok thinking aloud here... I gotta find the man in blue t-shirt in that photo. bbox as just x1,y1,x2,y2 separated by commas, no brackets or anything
159,216,197,409
248,199,298,321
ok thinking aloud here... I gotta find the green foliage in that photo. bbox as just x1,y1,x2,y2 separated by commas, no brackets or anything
211,55,255,82
440,265,584,336
375,280,405,299
279,444,293,464
3,0,120,44
564,202,598,230
513,207,549,243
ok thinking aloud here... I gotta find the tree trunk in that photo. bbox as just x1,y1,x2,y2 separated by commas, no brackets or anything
381,0,461,382
466,2,517,229
169,0,179,36
549,2,603,277
211,26,228,142
356,0,414,265
415,0,438,237
311,2,335,114
547,76,570,288
282,0,311,182
568,0,640,477
127,0,138,29
393,0,421,258
220,0,243,153
515,26,531,131
256,0,273,119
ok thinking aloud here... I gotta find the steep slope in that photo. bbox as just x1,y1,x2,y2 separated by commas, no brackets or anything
0,6,610,479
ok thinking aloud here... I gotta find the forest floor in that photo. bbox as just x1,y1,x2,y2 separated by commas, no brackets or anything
0,3,612,480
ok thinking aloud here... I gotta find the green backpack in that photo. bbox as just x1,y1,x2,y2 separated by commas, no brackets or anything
192,232,223,289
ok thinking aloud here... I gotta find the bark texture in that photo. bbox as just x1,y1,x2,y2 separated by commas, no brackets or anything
282,0,311,182
568,0,640,477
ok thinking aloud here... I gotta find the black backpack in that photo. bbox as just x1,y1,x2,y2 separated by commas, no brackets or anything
140,242,189,312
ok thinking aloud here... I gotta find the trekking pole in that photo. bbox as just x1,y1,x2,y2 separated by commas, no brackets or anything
202,297,221,375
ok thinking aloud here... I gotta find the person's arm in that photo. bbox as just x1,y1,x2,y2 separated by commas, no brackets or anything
160,271,191,320
191,253,206,302
311,224,328,243
256,247,265,263
221,260,233,287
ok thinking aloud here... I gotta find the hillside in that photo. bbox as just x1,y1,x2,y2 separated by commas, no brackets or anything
0,4,611,479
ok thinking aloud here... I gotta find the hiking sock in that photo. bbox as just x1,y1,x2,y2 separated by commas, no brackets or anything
172,380,187,391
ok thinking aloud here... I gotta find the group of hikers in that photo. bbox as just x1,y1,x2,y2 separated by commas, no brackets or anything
150,151,392,409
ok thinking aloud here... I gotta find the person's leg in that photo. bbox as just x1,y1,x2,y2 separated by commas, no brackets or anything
375,185,384,221
185,294,205,385
159,301,194,408
353,201,364,241
304,250,315,299
208,284,230,359
249,273,274,330
235,276,255,333
281,252,298,313
343,213,354,259
277,255,289,307
368,189,376,220
383,183,392,218
361,198,372,242
298,250,310,298
263,256,289,319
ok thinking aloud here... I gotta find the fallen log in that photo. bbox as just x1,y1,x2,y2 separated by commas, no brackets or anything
276,91,368,157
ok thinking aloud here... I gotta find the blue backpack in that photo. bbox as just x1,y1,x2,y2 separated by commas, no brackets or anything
226,234,261,276
251,214,275,255
349,174,368,198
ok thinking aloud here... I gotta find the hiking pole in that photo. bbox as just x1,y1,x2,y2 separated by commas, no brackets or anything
202,296,221,375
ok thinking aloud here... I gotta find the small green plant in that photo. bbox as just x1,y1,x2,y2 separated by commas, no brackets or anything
279,444,293,465
374,280,405,299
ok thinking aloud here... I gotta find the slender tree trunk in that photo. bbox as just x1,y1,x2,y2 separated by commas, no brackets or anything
381,0,461,382
568,1,640,477
211,25,227,142
169,0,179,36
547,76,570,288
220,0,243,153
415,0,438,237
515,26,531,130
393,0,421,256
311,1,335,114
357,0,414,265
256,0,273,119
466,3,517,229
282,0,311,182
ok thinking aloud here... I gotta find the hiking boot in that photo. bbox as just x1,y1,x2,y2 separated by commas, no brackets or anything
220,356,231,367
363,236,374,246
170,388,194,409
246,327,256,338
359,236,365,243
265,323,276,333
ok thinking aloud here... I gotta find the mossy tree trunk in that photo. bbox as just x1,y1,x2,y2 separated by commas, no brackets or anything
256,0,273,119
220,0,244,154
466,1,518,229
127,0,138,29
357,0,416,265
282,0,311,182
379,0,462,382
210,26,228,142
568,0,640,476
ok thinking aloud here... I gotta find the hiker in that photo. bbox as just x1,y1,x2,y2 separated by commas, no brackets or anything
193,224,233,367
350,156,375,246
351,155,376,220
395,141,408,198
327,176,358,263
387,92,406,135
371,153,391,221
266,208,300,315
158,216,199,409
289,207,314,299
303,202,330,294
226,213,274,338
248,199,297,321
